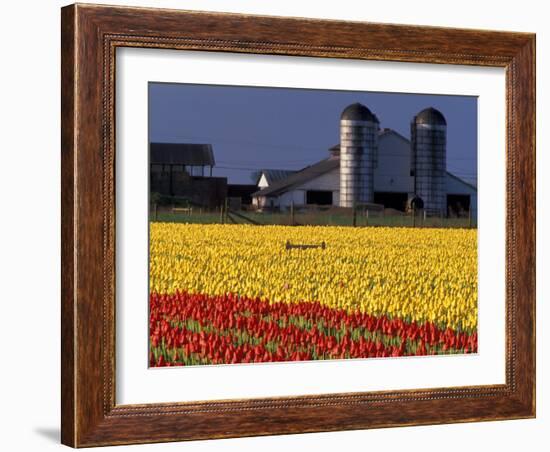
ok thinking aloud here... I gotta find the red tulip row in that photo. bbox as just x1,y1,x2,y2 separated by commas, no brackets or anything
150,320,400,367
149,291,477,367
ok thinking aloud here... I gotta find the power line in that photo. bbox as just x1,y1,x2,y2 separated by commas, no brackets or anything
213,165,477,178
217,153,478,163
172,134,324,153
165,135,478,161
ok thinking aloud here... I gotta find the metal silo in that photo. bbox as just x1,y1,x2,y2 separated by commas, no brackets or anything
339,103,379,208
411,107,447,215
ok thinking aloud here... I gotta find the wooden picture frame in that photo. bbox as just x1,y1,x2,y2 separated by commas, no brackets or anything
61,3,535,447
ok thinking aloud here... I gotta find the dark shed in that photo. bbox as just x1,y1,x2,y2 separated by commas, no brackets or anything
150,143,215,166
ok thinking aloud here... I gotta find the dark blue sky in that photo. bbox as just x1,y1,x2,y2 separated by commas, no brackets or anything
149,83,477,185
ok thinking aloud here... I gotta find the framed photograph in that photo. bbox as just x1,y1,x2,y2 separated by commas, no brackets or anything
61,3,535,447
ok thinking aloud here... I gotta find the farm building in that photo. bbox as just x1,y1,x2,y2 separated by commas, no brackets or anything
150,142,227,208
252,104,477,219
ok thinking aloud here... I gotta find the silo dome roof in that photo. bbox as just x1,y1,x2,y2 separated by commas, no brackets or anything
341,103,378,122
415,107,447,126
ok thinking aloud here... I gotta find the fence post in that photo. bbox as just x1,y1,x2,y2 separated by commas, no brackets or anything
352,201,357,227
469,208,472,228
224,198,229,224
412,206,416,227
290,201,295,225
220,204,224,224
365,209,369,226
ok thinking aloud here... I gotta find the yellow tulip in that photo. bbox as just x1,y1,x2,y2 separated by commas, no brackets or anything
150,223,477,332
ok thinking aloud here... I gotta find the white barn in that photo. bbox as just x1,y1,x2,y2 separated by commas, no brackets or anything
252,128,477,220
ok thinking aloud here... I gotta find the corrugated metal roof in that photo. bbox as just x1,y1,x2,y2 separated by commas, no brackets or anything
253,158,339,197
446,171,477,191
150,143,215,166
260,169,297,185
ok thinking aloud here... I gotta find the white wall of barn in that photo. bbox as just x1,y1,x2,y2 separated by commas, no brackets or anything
375,131,415,194
299,167,340,192
279,190,305,208
278,167,341,208
445,173,478,219
257,173,269,189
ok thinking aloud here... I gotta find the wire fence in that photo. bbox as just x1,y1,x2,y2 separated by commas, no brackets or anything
150,202,476,229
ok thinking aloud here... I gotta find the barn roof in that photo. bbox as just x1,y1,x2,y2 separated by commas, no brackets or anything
446,171,477,191
150,143,215,166
258,169,297,186
252,158,339,197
